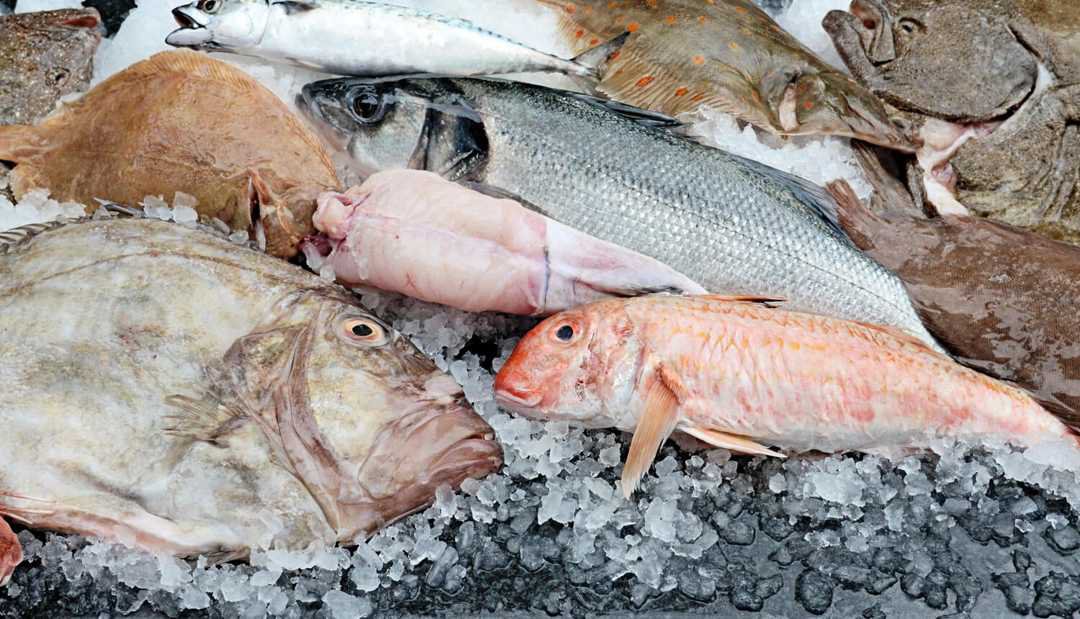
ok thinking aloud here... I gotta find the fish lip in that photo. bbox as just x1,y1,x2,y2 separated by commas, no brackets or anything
165,5,213,48
493,389,542,410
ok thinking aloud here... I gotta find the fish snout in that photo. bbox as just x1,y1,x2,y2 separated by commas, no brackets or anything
165,5,213,48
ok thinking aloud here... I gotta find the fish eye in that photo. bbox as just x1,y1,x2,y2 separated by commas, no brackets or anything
349,87,389,125
896,18,922,35
555,325,575,342
340,317,388,346
199,0,221,13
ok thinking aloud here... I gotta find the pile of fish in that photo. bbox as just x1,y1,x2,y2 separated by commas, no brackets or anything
1,0,1079,615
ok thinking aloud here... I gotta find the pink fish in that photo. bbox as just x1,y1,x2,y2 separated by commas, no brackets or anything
305,170,705,315
494,295,1077,497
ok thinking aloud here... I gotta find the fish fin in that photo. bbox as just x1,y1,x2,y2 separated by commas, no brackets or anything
681,425,784,458
163,394,248,447
0,516,20,587
1032,398,1080,438
459,181,552,217
0,124,46,163
0,221,70,254
570,31,631,81
571,93,683,128
698,294,785,307
276,1,316,14
120,50,265,94
825,179,889,252
622,364,685,498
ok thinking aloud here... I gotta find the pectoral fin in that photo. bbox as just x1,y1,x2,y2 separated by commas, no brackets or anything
622,365,685,498
0,516,21,587
681,425,784,458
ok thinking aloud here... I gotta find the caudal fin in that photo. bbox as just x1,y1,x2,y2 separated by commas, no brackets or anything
0,125,45,164
825,180,884,252
570,31,630,81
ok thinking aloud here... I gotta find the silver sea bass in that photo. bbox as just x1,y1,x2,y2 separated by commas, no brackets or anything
298,76,942,349
165,0,625,80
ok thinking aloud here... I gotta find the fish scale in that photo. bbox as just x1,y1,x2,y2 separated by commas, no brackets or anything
442,79,937,346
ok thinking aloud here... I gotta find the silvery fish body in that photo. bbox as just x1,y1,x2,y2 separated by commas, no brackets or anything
299,77,941,349
166,0,622,80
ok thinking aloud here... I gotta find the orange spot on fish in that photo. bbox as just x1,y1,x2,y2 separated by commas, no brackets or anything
698,15,708,23
609,50,621,61
674,87,689,97
728,41,740,50
627,21,640,32
646,0,657,7
692,55,705,65
636,75,655,87
770,24,781,32
589,37,600,45
607,1,618,8
734,5,747,13
665,15,676,24
751,90,761,103
803,100,814,110
575,29,585,38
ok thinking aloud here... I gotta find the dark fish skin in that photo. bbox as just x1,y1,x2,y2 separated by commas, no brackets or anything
299,76,940,349
0,8,103,126
830,180,1080,426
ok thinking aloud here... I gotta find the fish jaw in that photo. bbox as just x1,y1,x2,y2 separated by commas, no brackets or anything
345,382,502,541
783,71,915,152
166,1,269,52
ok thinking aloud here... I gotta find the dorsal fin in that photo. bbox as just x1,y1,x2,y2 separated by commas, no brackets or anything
698,294,785,305
0,220,79,254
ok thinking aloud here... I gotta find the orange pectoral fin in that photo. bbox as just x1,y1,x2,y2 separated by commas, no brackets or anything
0,516,22,587
622,364,685,499
681,425,784,458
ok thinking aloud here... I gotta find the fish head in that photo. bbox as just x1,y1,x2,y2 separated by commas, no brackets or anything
823,1,1037,122
762,64,914,151
166,0,271,51
495,301,636,429
298,77,489,180
248,290,502,540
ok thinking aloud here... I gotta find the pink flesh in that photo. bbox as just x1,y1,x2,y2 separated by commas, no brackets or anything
311,170,704,315
916,118,1000,216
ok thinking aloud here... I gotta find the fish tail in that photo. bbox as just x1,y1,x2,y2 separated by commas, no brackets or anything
0,125,45,163
569,31,630,81
825,180,885,252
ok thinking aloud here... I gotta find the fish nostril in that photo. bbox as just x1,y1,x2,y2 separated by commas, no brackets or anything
862,18,877,30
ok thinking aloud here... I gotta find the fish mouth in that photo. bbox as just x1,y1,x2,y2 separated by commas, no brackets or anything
165,5,214,48
494,388,542,410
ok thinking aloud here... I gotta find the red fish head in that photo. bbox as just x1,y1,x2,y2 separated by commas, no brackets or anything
495,309,603,422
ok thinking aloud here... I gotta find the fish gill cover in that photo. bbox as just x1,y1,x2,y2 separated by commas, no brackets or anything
3,1,1080,618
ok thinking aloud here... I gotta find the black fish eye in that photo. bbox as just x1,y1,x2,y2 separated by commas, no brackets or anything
349,88,389,125
200,0,220,13
556,325,574,341
351,323,373,337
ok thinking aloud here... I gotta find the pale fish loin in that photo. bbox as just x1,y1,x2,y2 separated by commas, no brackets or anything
0,216,501,585
305,170,707,315
166,0,625,80
494,295,1076,497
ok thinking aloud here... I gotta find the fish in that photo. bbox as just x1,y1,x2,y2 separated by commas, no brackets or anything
165,0,627,84
493,294,1076,497
0,8,103,126
303,169,707,315
827,174,1080,428
298,76,942,350
0,213,502,586
532,0,912,150
0,50,341,258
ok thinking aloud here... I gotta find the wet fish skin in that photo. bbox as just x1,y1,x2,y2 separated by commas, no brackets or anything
494,295,1073,495
534,0,912,150
829,176,1080,429
166,0,624,81
0,217,501,584
305,169,707,315
299,76,941,350
0,50,341,258
0,8,103,126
